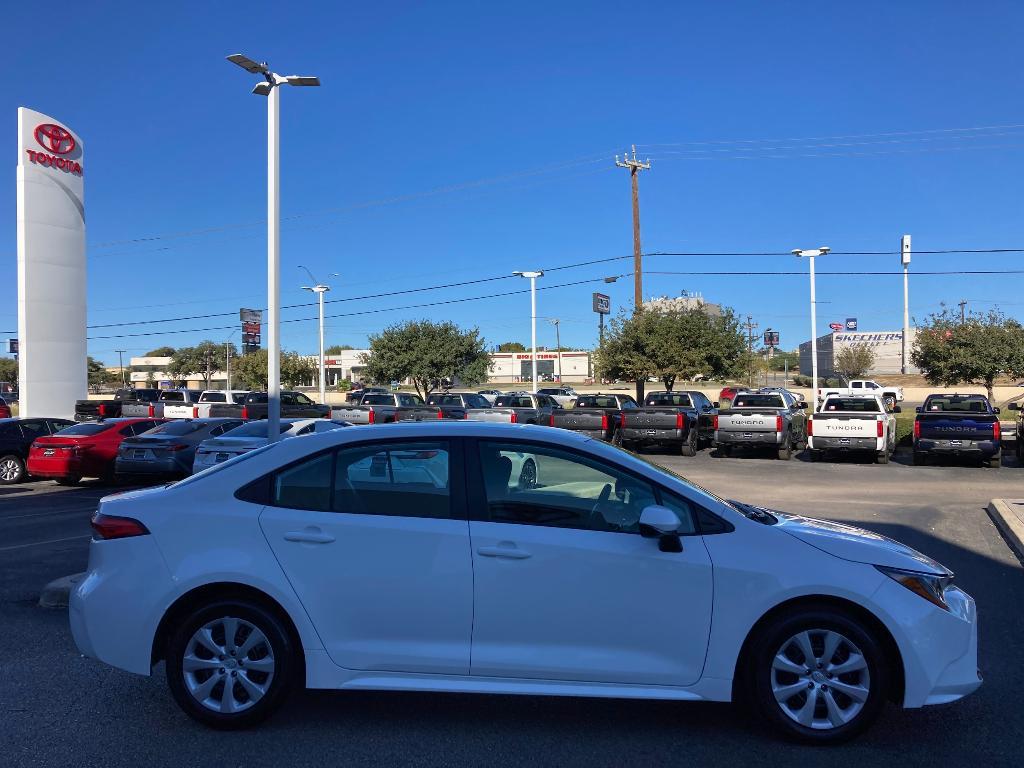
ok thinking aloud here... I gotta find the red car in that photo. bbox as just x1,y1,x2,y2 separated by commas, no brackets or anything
27,418,165,485
717,386,749,408
0,398,11,419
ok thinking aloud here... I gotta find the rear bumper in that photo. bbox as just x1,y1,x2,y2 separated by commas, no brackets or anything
915,438,999,457
809,436,881,451
27,455,85,478
115,456,189,477
714,431,781,447
621,428,686,443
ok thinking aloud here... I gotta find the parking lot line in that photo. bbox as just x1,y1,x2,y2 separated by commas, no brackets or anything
0,534,91,552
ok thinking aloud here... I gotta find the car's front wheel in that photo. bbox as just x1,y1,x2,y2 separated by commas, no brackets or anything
166,599,298,729
748,606,890,743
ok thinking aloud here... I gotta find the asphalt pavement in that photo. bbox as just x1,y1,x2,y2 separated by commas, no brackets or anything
2,453,1024,768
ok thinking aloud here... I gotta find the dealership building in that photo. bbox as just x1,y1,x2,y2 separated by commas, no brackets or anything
799,330,919,377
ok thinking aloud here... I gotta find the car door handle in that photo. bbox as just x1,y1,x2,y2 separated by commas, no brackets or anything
477,545,532,559
284,529,335,544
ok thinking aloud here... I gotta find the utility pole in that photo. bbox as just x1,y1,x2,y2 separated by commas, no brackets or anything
615,145,651,310
549,318,562,382
115,350,126,388
205,348,213,390
225,342,232,392
901,235,911,374
958,300,968,324
744,316,759,387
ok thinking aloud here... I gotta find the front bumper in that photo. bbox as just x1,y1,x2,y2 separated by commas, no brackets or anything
714,431,782,447
915,438,999,457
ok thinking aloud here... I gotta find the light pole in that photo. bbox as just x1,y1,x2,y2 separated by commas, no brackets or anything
548,318,562,382
224,329,238,393
900,234,911,374
792,247,830,411
299,266,337,405
115,349,126,388
227,53,320,440
513,270,544,392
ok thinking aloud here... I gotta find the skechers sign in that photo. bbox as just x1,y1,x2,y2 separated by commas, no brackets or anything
25,123,83,175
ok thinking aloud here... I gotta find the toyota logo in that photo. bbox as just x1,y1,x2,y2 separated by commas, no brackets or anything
34,124,76,155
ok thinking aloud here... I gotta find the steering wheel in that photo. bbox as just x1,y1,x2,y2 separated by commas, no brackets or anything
588,483,613,530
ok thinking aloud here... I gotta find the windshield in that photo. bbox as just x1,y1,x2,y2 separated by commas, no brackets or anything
142,421,206,436
54,422,114,436
225,421,293,437
362,394,396,405
732,394,785,408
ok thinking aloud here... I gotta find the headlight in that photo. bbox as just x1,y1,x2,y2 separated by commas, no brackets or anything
875,565,954,611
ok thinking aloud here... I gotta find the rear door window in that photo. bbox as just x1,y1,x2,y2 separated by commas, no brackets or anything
334,441,452,519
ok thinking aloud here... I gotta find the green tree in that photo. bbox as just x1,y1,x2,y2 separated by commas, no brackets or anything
229,349,316,390
0,357,17,385
168,341,237,388
324,344,355,354
497,341,527,352
595,307,746,395
912,307,1024,401
362,320,490,401
145,346,176,357
767,349,799,372
834,344,876,381
87,357,118,392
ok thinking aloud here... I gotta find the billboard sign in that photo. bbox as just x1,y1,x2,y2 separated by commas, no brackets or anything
829,322,844,332
17,108,86,418
845,318,858,331
8,339,18,355
763,330,779,347
592,293,610,314
240,309,263,354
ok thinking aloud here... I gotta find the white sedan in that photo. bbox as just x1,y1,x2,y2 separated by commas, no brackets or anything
70,422,979,742
191,418,349,473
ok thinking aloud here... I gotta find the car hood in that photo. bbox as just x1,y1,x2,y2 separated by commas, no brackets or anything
769,509,950,575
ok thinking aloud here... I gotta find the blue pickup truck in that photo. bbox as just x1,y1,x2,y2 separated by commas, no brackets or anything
913,393,1002,467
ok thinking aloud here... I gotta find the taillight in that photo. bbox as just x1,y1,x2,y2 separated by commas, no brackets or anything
90,512,150,540
807,418,813,436
241,406,249,420
601,413,609,430
775,415,783,432
913,419,921,439
437,408,444,419
98,404,107,417
148,405,155,417
368,409,376,424
549,414,555,426
167,443,189,452
713,415,719,430
876,419,884,438
510,412,518,424
192,406,199,418
676,412,685,430
994,421,1001,441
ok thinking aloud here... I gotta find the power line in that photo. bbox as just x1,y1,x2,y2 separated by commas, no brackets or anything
647,269,1024,276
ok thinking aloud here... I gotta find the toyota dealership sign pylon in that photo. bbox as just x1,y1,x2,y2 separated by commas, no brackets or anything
17,108,86,418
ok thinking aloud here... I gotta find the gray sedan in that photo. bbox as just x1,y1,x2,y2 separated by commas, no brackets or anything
115,418,244,479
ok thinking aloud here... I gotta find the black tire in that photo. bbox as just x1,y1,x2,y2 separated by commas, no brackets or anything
165,599,298,729
746,605,891,744
987,452,1002,469
912,451,925,466
875,450,889,465
776,436,793,461
714,445,731,458
0,454,26,484
1016,439,1022,460
621,440,638,452
55,476,81,486
680,429,697,457
806,449,820,463
611,429,623,447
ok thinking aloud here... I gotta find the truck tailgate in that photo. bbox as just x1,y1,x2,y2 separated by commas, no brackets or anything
330,406,378,424
917,415,998,441
623,409,684,430
810,413,878,438
466,409,516,423
551,409,609,429
161,404,195,419
717,410,779,432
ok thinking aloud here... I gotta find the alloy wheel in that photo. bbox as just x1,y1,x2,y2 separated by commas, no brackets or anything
182,616,275,714
770,628,870,730
518,459,537,489
0,456,23,483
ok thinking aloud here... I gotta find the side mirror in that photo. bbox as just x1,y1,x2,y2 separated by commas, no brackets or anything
893,406,902,414
796,401,808,410
993,407,1001,415
639,505,681,535
712,401,720,408
915,406,922,413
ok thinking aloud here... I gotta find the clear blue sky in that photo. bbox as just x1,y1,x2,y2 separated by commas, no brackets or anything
3,1,1023,366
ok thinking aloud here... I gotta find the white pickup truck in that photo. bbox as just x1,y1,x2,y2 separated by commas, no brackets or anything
807,394,898,464
818,379,904,410
162,390,250,419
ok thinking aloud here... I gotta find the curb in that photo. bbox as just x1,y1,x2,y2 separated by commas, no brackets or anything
38,572,86,609
987,499,1024,564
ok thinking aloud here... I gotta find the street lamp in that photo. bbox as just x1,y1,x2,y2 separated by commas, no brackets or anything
548,318,562,382
513,270,544,392
227,53,320,440
299,266,338,405
791,246,830,411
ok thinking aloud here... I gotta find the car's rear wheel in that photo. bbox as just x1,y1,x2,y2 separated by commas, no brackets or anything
986,452,1001,469
875,449,889,465
776,436,793,461
166,599,297,729
748,606,890,743
0,454,26,484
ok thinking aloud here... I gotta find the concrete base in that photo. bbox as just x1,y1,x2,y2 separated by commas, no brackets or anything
38,571,85,609
987,499,1024,564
